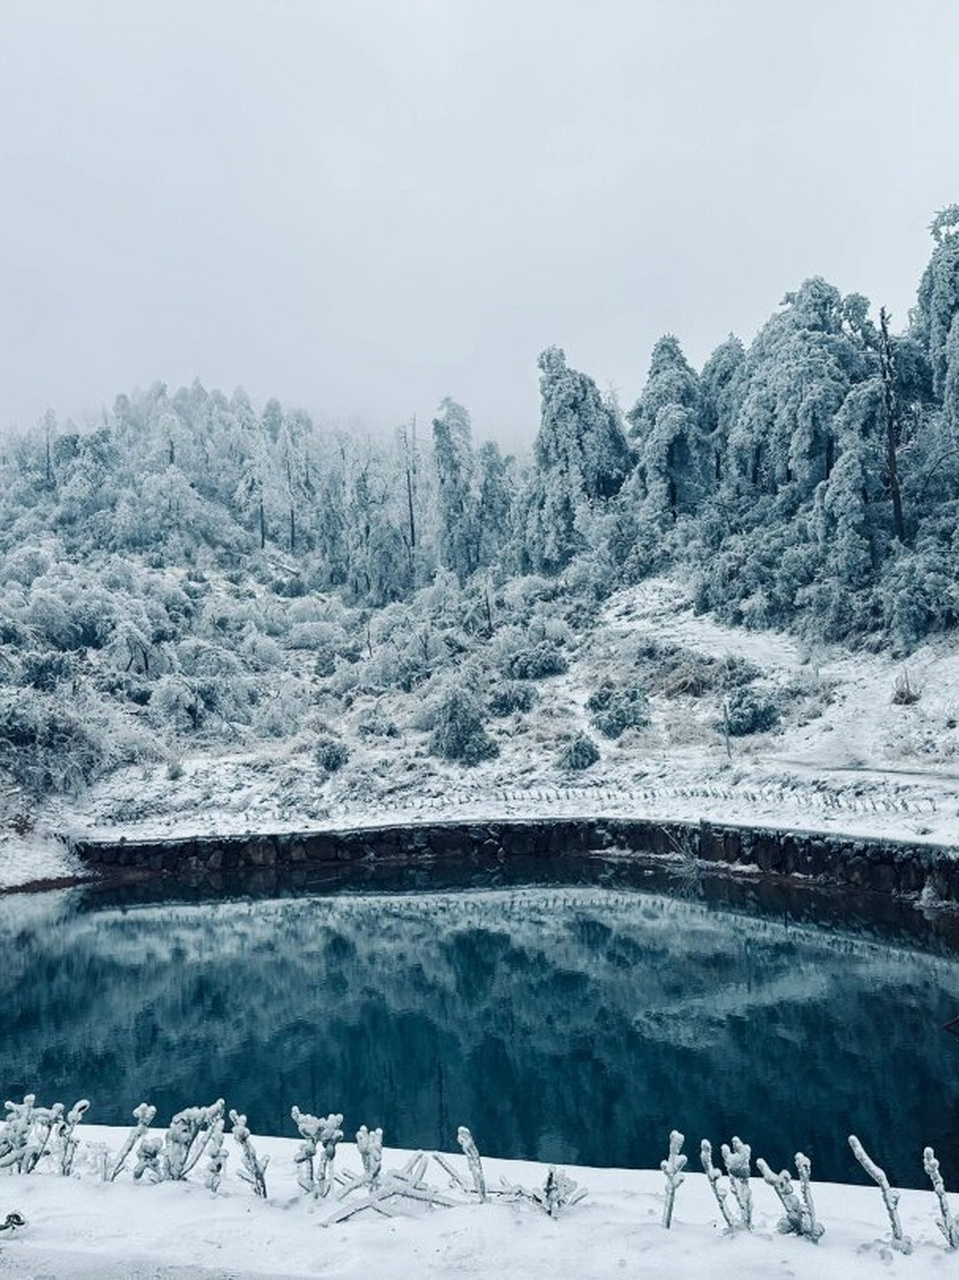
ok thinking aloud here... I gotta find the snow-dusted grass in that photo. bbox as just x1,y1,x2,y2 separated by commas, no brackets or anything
2,1125,958,1278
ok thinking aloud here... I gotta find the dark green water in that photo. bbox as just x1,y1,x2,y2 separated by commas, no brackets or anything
4,864,959,1189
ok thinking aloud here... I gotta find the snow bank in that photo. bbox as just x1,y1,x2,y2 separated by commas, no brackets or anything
1,1126,955,1279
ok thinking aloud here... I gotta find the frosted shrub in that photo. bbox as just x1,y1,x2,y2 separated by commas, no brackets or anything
660,1129,686,1228
0,1094,87,1175
0,691,105,794
488,681,537,717
756,1152,824,1242
557,733,599,771
108,1102,156,1181
721,687,780,736
429,686,498,765
230,1110,269,1198
291,1107,343,1198
586,681,650,739
161,1100,225,1180
356,707,399,739
721,1136,753,1228
505,642,568,680
314,734,349,773
531,1166,587,1217
924,1146,959,1248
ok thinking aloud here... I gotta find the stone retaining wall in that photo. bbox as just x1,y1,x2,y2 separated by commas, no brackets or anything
70,817,959,902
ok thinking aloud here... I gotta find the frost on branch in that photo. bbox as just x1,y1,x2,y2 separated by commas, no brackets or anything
756,1152,824,1242
660,1129,686,1229
109,1102,156,1182
0,1094,85,1176
324,1129,456,1226
924,1146,959,1249
161,1099,225,1181
456,1126,487,1202
720,1135,753,1229
291,1106,343,1198
230,1109,269,1198
57,1099,90,1176
204,1122,228,1194
848,1135,910,1253
700,1140,737,1231
532,1166,587,1218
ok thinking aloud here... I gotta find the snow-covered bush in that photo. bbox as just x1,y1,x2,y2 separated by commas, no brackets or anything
506,641,568,680
356,706,399,739
721,687,780,736
586,681,650,739
428,685,499,765
488,681,537,717
291,1107,343,1198
314,734,349,772
756,1152,824,1242
0,690,105,794
557,732,600,770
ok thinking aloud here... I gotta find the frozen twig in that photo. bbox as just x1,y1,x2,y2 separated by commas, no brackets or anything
720,1136,753,1229
204,1124,228,1194
291,1107,343,1198
457,1126,487,1202
230,1110,269,1198
701,1140,737,1230
532,1166,587,1218
756,1155,824,1242
924,1146,959,1249
660,1129,686,1229
109,1103,156,1182
848,1136,910,1253
57,1099,90,1176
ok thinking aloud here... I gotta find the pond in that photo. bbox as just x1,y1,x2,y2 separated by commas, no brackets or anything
4,858,959,1190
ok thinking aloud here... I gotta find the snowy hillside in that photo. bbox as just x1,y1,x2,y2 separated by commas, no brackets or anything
14,575,958,873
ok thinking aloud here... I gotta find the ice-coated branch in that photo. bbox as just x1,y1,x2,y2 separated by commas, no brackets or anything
204,1124,228,1194
924,1146,959,1249
700,1140,737,1230
133,1137,162,1182
532,1166,587,1218
109,1102,156,1182
162,1099,225,1180
0,1213,26,1234
848,1135,910,1253
720,1135,753,1229
660,1129,686,1229
23,1103,63,1174
356,1125,383,1189
57,1099,90,1176
756,1156,824,1242
0,1095,36,1172
794,1153,823,1242
291,1107,343,1198
457,1126,487,1202
230,1110,269,1198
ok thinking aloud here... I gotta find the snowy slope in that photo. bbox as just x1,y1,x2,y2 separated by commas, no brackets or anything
11,576,957,885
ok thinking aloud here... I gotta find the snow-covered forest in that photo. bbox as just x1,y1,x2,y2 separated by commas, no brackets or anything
2,208,959,807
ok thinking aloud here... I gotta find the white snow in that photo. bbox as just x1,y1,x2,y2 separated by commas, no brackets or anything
0,1125,955,1279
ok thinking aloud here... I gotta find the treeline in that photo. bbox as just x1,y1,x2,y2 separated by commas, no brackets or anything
1,209,958,799
4,209,959,647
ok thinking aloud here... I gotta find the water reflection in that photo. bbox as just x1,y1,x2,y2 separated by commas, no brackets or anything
4,874,959,1189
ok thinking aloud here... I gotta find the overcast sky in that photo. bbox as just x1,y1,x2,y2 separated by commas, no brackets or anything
2,1,958,448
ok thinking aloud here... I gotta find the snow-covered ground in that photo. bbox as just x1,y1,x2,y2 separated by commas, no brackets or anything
7,577,959,894
0,1124,954,1279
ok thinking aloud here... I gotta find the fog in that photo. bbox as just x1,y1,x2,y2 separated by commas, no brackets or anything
2,0,958,446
